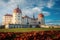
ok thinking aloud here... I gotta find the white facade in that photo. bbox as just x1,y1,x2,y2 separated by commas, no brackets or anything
22,17,27,24
3,14,12,25
30,19,38,25
12,7,22,24
12,12,22,24
22,16,38,25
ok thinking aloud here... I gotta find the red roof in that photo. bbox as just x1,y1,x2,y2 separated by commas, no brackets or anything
38,13,44,17
13,7,22,13
5,14,12,16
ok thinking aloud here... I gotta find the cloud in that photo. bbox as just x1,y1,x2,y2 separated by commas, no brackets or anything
32,7,42,13
0,0,57,24
42,11,50,16
22,8,33,17
0,0,55,15
22,7,43,18
47,0,55,8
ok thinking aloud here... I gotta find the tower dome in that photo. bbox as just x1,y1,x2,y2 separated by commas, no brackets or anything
38,13,44,17
13,7,22,13
12,6,22,24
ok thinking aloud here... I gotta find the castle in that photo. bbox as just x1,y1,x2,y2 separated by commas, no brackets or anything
3,6,45,29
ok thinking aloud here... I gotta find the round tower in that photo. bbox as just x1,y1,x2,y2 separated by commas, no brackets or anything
12,6,22,24
38,13,45,25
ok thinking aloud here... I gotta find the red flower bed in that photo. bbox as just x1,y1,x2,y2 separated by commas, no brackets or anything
0,30,60,40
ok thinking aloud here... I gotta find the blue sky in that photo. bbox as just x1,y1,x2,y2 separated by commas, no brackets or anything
0,0,60,25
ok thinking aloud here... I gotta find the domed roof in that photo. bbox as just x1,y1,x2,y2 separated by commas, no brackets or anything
13,7,22,13
38,13,44,17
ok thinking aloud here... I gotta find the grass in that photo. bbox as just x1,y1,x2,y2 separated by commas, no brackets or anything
0,28,60,32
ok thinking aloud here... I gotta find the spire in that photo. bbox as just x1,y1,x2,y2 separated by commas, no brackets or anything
17,5,19,8
13,5,22,13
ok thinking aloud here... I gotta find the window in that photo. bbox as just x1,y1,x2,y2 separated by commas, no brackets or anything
38,22,41,24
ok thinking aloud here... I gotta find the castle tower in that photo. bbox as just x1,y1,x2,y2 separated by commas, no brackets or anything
38,13,45,25
12,6,22,24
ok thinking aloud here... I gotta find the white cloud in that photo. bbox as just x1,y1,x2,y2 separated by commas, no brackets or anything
47,0,55,8
42,11,50,16
22,7,43,17
22,8,33,17
0,0,56,24
0,0,54,15
32,7,42,13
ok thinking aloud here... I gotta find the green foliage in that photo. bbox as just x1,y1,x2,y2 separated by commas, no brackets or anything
0,28,60,32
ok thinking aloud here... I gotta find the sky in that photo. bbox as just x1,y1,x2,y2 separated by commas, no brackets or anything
0,0,60,25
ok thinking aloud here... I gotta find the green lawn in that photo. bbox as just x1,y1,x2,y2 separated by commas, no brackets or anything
0,28,60,32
